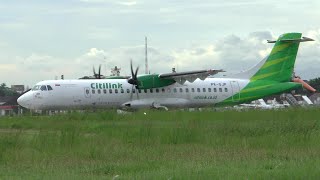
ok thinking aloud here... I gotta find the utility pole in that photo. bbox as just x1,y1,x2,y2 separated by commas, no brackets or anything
145,36,148,74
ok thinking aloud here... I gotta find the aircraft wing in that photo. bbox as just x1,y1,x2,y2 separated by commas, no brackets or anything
159,69,225,84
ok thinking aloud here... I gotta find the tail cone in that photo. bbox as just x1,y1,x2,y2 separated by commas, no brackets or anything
293,78,316,93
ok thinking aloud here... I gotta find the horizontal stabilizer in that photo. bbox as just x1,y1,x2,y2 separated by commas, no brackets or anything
267,37,314,43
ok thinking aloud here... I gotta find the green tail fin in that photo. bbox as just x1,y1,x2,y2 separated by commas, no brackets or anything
250,33,302,82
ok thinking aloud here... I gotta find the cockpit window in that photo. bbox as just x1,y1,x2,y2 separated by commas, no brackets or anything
32,85,53,91
32,85,40,91
40,85,47,91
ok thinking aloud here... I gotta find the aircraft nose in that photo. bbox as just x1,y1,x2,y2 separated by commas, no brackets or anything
17,93,32,109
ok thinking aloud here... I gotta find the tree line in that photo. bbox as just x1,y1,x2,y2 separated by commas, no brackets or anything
308,78,320,92
0,83,19,96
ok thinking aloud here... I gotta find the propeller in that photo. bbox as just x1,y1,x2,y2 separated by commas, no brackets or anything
127,60,139,88
130,84,140,101
20,89,31,96
93,65,102,79
127,60,140,101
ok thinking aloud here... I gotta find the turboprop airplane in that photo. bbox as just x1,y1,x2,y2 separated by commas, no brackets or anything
17,33,314,110
238,98,289,109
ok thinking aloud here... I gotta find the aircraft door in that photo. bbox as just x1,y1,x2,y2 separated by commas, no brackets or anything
84,87,91,98
230,81,240,102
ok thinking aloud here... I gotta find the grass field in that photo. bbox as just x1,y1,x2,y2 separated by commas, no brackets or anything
0,108,320,179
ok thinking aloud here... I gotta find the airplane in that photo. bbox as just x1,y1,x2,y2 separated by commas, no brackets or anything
79,65,130,79
79,65,106,79
17,33,314,111
238,98,289,109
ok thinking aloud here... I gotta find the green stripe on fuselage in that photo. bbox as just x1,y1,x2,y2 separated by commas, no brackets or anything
216,80,302,106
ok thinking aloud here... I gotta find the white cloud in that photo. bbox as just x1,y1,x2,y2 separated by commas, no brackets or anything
87,27,115,40
1,30,320,86
79,0,111,3
0,22,26,29
0,64,16,71
85,48,107,57
0,54,76,85
295,28,320,79
117,1,137,6
80,0,137,6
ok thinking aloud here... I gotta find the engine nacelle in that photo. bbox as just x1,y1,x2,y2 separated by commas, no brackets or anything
136,74,175,89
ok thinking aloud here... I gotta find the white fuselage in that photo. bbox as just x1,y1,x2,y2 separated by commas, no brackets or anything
17,78,249,110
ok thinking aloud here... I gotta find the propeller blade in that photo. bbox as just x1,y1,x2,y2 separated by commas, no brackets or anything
130,85,134,101
136,88,139,100
98,64,101,79
129,85,139,101
134,66,139,79
128,60,140,88
20,89,31,96
130,60,134,78
93,66,97,78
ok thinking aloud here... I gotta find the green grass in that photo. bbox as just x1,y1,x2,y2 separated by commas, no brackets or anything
0,108,320,179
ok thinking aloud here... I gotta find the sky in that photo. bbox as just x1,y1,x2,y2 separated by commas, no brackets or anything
0,0,320,87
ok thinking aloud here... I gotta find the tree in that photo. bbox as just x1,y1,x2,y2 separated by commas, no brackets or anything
0,83,19,96
308,78,320,92
0,83,7,96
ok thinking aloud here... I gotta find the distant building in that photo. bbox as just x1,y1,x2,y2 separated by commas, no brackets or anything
11,85,25,94
110,66,121,76
0,96,19,116
309,93,320,105
0,105,17,116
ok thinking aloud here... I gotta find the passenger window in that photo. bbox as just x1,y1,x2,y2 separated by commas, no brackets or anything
179,88,183,93
173,88,177,93
156,89,159,93
214,88,217,92
219,88,222,92
40,85,47,91
121,89,124,93
92,89,95,94
150,89,153,93
203,88,206,92
208,88,211,92
138,89,141,93
109,89,112,94
191,88,195,92
127,89,130,93
103,89,107,94
185,88,189,93
115,89,118,93
98,89,101,94
144,89,147,93
197,88,200,92
47,85,53,91
162,88,165,93
225,88,228,92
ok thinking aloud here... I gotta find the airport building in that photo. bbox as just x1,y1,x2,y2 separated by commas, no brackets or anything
11,85,25,94
0,96,19,116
